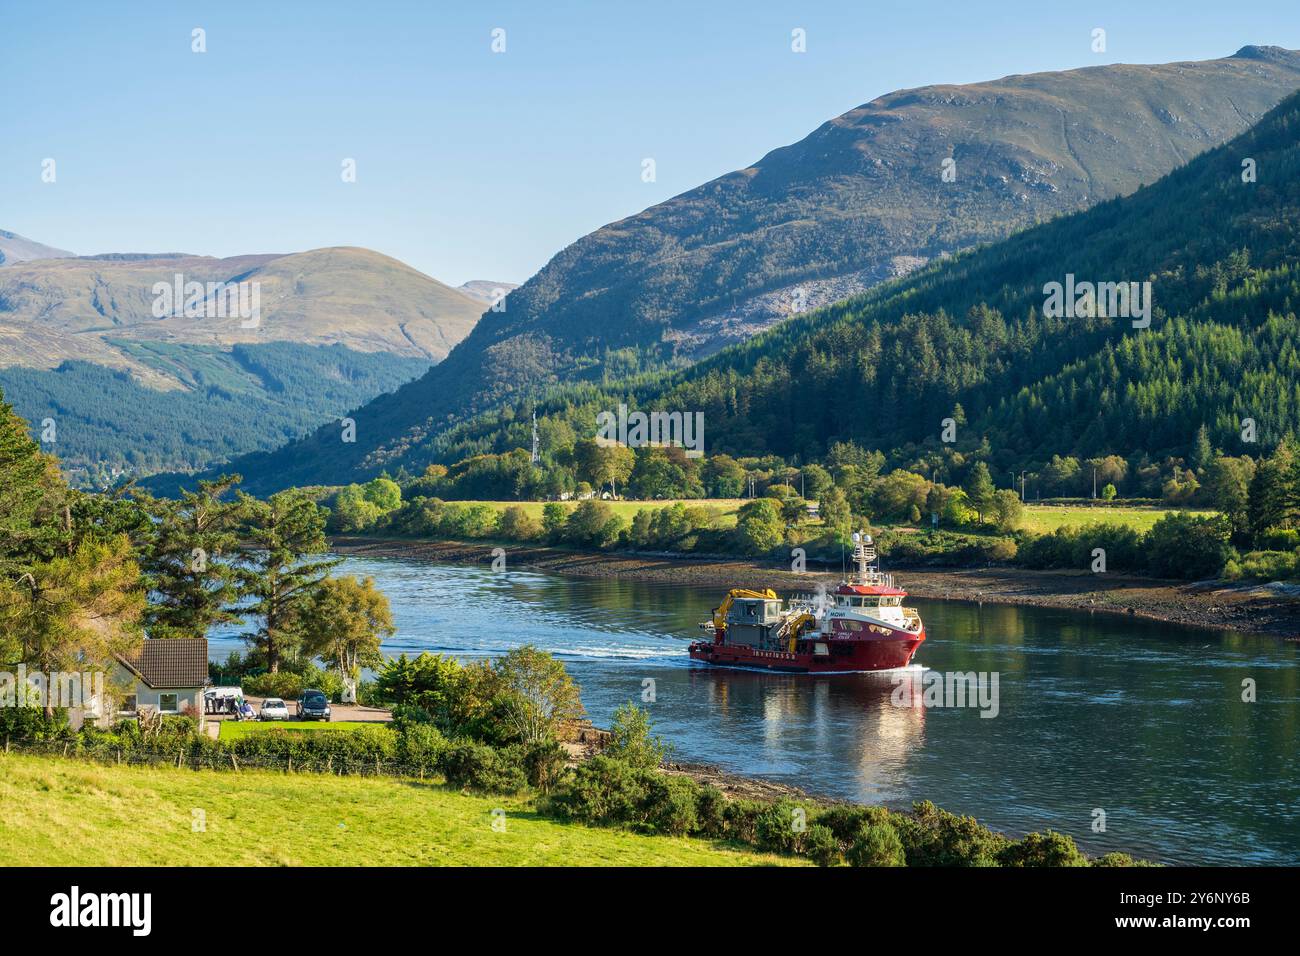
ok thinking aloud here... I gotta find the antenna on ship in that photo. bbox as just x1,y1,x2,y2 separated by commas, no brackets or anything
851,530,878,586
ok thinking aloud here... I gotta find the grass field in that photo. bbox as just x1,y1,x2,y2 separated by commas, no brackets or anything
1016,504,1215,535
217,721,376,741
0,752,803,867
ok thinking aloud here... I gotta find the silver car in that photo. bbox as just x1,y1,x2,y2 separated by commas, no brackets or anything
259,698,290,721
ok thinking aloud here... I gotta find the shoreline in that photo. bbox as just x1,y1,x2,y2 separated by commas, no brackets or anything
331,535,1300,640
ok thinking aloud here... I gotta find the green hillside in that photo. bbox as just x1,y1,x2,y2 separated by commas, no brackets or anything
0,342,430,486
368,86,1300,479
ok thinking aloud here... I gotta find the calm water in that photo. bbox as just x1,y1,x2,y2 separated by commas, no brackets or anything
209,556,1300,865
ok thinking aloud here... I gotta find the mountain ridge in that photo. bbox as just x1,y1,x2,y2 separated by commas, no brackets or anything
0,244,486,388
192,46,1300,493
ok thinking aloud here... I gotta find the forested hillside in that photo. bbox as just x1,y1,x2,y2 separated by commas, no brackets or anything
0,343,430,486
200,47,1300,494
388,87,1300,481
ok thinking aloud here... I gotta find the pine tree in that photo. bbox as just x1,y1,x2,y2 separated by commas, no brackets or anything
237,490,340,672
136,475,245,639
963,462,996,525
1191,424,1214,474
0,394,68,577
0,535,144,714
1247,439,1297,543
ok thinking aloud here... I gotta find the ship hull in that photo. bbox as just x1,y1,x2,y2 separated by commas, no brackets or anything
688,627,924,674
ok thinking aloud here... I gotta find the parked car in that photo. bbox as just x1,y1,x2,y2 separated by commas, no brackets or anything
259,698,290,721
296,689,332,722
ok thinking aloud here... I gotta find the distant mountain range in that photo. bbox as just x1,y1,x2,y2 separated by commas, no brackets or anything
0,229,74,265
0,239,510,482
0,244,491,387
188,46,1300,493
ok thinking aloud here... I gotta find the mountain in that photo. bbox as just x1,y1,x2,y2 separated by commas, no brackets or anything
506,85,1300,472
0,243,488,483
206,46,1300,493
0,344,432,487
457,280,519,305
0,229,74,266
0,245,485,387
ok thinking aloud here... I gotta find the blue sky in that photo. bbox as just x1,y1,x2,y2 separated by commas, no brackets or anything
2,0,1297,286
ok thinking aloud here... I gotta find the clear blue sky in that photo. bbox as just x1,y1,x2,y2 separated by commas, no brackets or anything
2,0,1296,286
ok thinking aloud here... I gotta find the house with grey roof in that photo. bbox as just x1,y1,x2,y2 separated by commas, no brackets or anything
71,638,209,730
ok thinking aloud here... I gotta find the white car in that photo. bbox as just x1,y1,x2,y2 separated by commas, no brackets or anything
259,698,290,721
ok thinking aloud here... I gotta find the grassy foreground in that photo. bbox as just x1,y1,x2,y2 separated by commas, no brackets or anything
0,752,802,867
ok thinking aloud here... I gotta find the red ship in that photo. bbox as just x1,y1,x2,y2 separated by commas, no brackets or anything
688,532,925,673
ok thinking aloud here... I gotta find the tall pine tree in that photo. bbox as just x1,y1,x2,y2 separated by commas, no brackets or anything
237,489,340,672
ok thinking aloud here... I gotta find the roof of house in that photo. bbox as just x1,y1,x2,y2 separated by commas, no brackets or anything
116,638,208,689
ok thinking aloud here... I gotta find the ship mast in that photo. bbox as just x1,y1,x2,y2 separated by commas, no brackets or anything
850,531,889,587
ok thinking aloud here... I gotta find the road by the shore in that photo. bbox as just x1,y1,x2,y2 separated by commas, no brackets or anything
331,536,1300,641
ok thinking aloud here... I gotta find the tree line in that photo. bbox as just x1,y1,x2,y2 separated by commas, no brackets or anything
0,390,392,710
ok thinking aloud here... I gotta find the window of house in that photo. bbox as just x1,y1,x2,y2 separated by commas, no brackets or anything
120,695,137,714
159,693,179,713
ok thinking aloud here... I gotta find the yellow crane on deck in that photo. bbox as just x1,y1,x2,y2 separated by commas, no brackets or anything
708,588,816,653
710,588,777,631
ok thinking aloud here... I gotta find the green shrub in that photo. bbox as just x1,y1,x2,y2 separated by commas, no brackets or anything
498,505,542,541
397,723,447,775
1226,549,1297,582
641,775,700,836
550,755,652,825
815,804,890,844
522,740,569,794
242,664,345,702
754,799,811,854
803,824,842,867
694,785,728,838
0,707,72,742
439,741,527,794
1144,513,1232,579
721,799,766,844
999,830,1089,867
604,702,670,769
848,820,906,867
894,800,1010,866
227,724,398,772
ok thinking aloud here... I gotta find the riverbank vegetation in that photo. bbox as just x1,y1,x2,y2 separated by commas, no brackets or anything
321,473,1241,581
0,647,1147,867
307,423,1300,584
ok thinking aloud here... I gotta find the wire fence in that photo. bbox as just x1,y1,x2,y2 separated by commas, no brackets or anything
1,736,445,780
